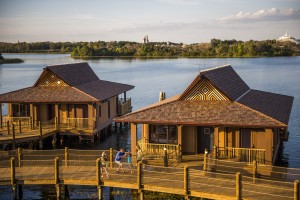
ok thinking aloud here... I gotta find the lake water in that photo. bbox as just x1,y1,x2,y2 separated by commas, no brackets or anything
0,54,300,199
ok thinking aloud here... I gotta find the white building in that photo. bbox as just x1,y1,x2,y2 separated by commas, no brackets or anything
277,33,300,45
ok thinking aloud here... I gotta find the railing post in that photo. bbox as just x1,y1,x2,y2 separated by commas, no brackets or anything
18,120,22,133
137,162,142,192
236,172,242,200
7,121,10,135
10,157,16,185
295,180,299,200
30,117,33,130
253,160,257,183
203,149,207,171
96,158,102,200
184,165,189,198
110,148,113,169
213,145,217,159
178,144,182,163
54,157,59,184
163,148,168,167
65,147,69,166
12,124,16,150
18,147,22,167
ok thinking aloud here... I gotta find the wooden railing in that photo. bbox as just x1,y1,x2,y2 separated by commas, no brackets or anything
1,116,31,128
214,146,266,165
118,98,132,116
59,118,93,130
137,138,181,162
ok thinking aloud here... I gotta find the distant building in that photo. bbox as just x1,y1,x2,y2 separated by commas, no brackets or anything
277,32,300,45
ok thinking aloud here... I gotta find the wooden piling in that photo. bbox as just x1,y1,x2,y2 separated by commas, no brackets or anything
10,157,15,185
253,160,257,183
203,149,207,171
137,162,142,190
110,148,113,169
12,124,16,150
18,184,23,200
7,121,10,135
65,147,69,166
236,172,241,200
184,166,189,197
54,157,59,184
18,120,22,133
213,145,217,159
163,149,168,167
18,147,22,167
96,158,102,200
295,180,299,200
39,121,43,149
30,117,33,130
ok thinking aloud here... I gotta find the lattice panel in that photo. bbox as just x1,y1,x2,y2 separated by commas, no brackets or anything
184,79,228,101
37,71,68,86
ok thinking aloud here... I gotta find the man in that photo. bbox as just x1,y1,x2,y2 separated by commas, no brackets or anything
115,147,126,172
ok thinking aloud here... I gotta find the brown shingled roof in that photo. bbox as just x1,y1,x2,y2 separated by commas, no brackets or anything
200,65,250,100
0,62,134,103
116,100,286,128
0,86,97,103
237,89,294,124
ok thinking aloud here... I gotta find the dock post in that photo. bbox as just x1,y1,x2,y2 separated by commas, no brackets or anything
12,124,16,150
252,160,257,183
163,148,168,167
236,172,242,200
96,158,102,200
30,117,33,130
184,165,189,199
137,162,144,200
110,148,113,169
7,121,10,135
18,120,22,133
54,157,60,199
213,145,217,159
39,121,43,149
18,184,23,200
203,149,207,171
18,147,23,167
295,180,299,200
65,147,69,166
10,157,17,200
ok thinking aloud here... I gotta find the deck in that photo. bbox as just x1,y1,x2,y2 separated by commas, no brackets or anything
0,149,299,200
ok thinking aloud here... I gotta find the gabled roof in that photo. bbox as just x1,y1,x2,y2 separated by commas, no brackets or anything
237,89,293,125
0,62,134,103
116,65,293,128
180,65,250,101
34,62,99,86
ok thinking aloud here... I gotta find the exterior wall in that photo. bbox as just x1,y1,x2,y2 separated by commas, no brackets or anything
227,128,236,147
182,126,196,154
251,129,266,149
37,104,48,122
265,129,273,165
96,96,117,131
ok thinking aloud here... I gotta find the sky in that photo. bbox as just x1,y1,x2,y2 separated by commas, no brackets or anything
0,0,300,44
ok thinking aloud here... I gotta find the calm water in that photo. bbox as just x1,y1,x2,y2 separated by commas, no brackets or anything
0,54,300,199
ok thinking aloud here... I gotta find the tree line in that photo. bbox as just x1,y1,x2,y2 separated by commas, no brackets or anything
0,39,299,58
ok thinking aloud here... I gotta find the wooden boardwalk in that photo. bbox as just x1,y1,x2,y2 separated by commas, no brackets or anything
0,149,299,200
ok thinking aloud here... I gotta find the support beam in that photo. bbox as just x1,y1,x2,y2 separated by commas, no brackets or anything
184,166,189,198
236,172,241,200
295,180,299,200
131,123,137,155
110,148,113,169
0,103,2,128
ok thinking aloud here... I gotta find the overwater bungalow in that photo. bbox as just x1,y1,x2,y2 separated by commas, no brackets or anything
116,65,293,165
0,62,134,147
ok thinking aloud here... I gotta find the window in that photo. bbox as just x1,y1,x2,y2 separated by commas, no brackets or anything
150,125,177,144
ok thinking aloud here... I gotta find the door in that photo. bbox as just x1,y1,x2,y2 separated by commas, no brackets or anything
198,127,213,153
241,129,251,148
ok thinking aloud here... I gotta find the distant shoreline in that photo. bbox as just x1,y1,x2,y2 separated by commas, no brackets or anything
0,58,24,64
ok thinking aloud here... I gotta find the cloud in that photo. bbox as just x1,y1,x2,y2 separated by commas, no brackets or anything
219,8,300,22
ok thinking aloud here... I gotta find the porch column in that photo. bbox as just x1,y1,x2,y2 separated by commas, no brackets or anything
142,124,149,142
235,129,240,148
8,103,13,117
177,125,182,146
33,104,38,127
29,104,34,128
55,104,60,124
88,104,94,129
213,127,219,147
265,129,273,165
131,123,137,155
